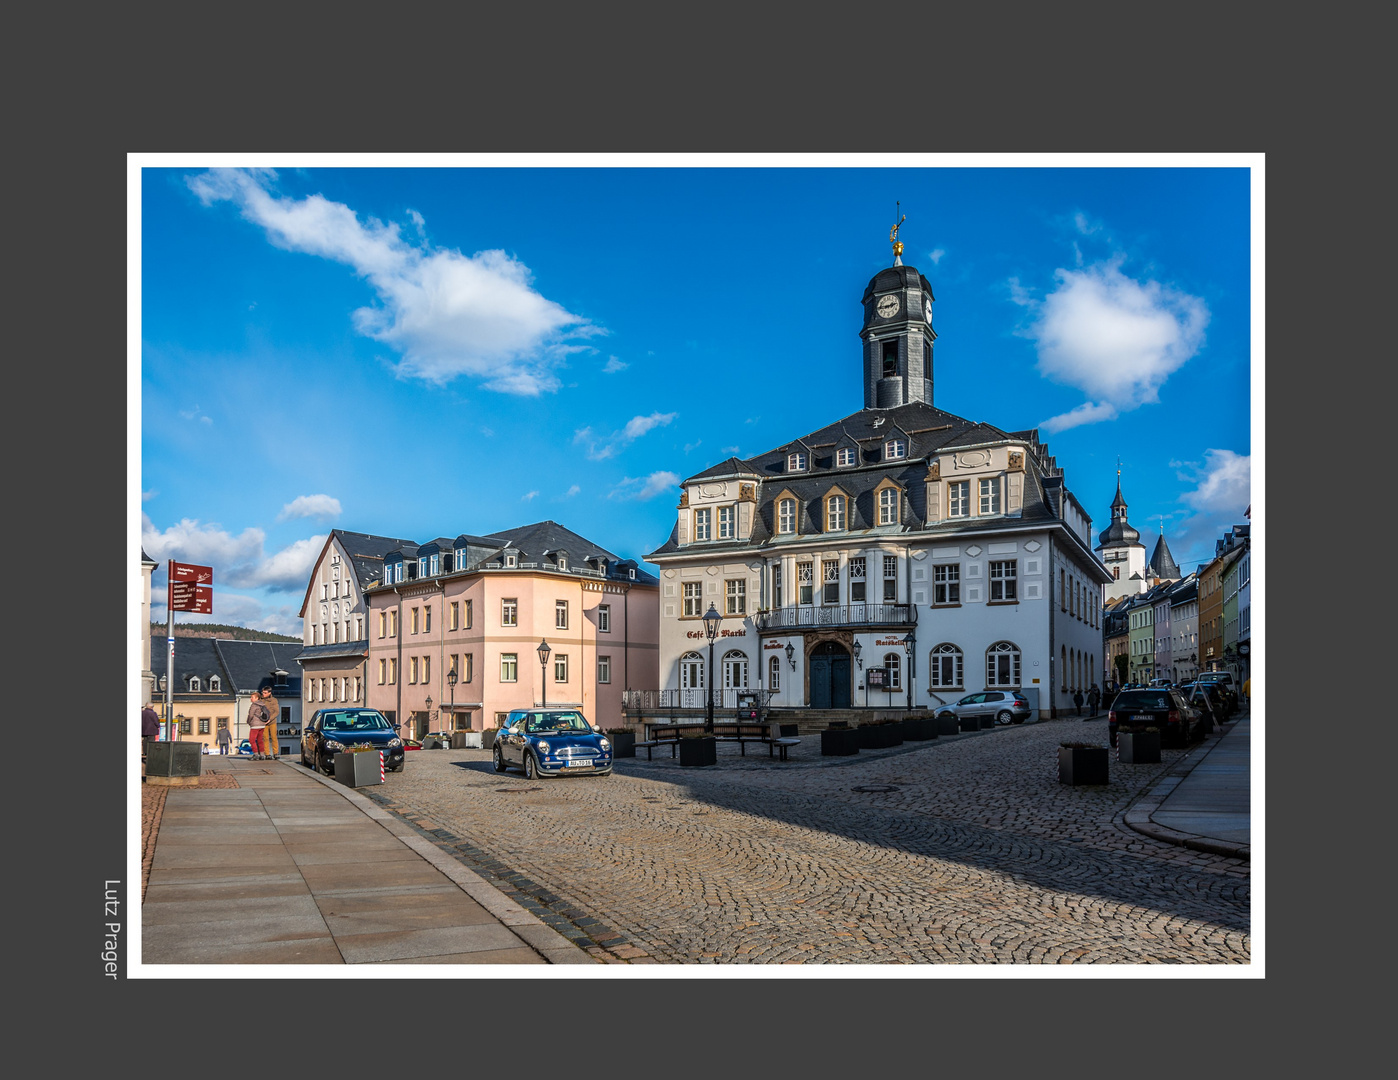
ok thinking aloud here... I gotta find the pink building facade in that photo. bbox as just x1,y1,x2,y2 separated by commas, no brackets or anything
363,521,658,738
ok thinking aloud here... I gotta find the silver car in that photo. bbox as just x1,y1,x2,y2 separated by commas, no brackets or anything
934,690,1033,726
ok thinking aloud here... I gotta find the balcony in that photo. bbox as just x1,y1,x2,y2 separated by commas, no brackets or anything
753,603,916,631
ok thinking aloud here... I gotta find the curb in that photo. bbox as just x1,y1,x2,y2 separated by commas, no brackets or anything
1121,718,1249,861
280,759,598,964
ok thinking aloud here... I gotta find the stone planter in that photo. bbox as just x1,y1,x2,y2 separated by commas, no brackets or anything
1118,731,1161,764
959,715,979,733
608,731,636,758
335,749,384,787
857,725,893,749
144,740,202,787
903,717,938,741
482,729,499,751
979,714,998,730
1058,746,1109,785
678,736,716,767
821,728,860,756
937,713,961,736
452,731,482,749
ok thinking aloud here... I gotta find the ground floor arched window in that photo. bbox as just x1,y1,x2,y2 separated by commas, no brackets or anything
929,643,963,688
723,650,749,689
768,655,780,692
988,641,1021,687
883,652,902,690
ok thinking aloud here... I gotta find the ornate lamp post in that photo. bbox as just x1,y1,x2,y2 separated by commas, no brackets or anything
447,666,458,731
853,639,866,707
537,639,552,708
785,642,795,669
703,604,722,733
901,632,915,709
424,696,432,739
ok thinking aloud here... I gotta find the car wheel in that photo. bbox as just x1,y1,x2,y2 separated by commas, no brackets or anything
995,710,1013,726
493,746,507,773
389,761,404,772
319,750,334,776
524,752,540,780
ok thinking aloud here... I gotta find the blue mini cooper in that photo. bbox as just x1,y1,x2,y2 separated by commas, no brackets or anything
494,709,612,779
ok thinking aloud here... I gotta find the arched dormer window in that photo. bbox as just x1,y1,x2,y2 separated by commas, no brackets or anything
786,451,807,472
836,446,856,468
188,676,201,693
874,478,903,526
209,675,221,693
825,492,847,532
885,438,906,461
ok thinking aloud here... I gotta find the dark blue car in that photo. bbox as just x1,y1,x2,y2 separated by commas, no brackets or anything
494,709,612,779
301,708,406,774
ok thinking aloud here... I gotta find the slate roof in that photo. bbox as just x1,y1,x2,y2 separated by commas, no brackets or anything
293,641,369,664
151,639,304,698
1148,532,1182,580
655,400,1083,561
334,530,420,589
1097,480,1141,547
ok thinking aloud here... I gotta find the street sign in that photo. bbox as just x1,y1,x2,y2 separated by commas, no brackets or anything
169,562,213,613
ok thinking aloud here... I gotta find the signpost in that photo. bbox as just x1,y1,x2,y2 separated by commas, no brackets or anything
165,561,213,742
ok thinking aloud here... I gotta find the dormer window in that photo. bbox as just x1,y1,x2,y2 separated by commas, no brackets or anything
429,553,440,576
558,554,568,571
718,506,735,539
188,676,201,693
885,439,906,460
694,508,712,541
209,676,220,692
826,494,846,531
836,447,856,467
777,498,796,535
504,552,517,569
879,487,900,526
787,452,807,472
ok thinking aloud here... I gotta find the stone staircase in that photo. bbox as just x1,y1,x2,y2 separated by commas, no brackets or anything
765,708,924,737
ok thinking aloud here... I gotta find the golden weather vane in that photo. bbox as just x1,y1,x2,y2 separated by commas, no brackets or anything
890,202,906,264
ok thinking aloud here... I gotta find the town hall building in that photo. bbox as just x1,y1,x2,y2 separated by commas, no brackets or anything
645,239,1111,722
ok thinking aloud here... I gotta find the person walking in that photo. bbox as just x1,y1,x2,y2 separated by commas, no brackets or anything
1072,688,1084,717
1087,683,1101,718
141,702,160,752
216,722,232,755
259,687,281,760
247,691,271,760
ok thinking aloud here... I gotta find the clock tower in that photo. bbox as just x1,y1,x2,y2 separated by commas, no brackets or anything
860,262,936,409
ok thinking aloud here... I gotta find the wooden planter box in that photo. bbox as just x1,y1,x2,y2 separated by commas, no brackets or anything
1058,746,1109,785
1118,731,1161,764
821,728,861,756
937,713,961,736
979,714,998,730
903,717,938,741
144,740,202,787
608,731,636,758
858,725,896,749
678,736,716,767
335,750,384,787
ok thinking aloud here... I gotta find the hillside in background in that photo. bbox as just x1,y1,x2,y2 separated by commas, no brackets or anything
151,622,301,643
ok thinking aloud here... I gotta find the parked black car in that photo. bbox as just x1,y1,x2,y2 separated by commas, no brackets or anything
1177,682,1227,730
301,708,406,775
1107,688,1201,749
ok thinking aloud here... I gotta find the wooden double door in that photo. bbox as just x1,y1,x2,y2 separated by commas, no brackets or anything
808,640,851,709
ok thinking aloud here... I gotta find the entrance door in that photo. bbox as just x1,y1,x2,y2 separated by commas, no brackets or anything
808,641,851,709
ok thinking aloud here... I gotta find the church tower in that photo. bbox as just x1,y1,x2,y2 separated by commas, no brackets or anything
859,213,935,409
1096,472,1147,602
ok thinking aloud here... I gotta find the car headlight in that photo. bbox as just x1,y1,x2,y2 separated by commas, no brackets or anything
536,740,551,755
387,738,402,748
325,739,345,751
598,738,610,750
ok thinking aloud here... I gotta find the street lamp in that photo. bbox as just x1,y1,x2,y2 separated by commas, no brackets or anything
784,642,795,670
901,633,915,709
537,639,551,708
703,604,722,733
447,666,458,732
424,696,432,737
852,639,863,669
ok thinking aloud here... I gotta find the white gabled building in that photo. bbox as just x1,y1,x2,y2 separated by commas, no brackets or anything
646,251,1111,723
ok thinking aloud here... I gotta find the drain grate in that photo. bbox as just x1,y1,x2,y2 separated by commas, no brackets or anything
851,784,900,793
496,787,543,793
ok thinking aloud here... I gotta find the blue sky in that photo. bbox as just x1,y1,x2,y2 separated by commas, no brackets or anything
137,158,1257,636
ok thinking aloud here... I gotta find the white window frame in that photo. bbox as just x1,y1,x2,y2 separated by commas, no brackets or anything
554,654,568,683
787,451,807,472
597,655,611,683
556,599,569,629
778,499,796,534
986,641,1021,687
885,438,906,460
883,653,902,690
598,604,611,633
934,563,960,605
768,655,780,691
826,495,846,532
989,560,1018,602
694,508,711,542
680,652,705,689
929,643,963,688
849,556,866,602
718,505,735,539
797,562,814,605
879,488,899,526
822,559,840,605
836,447,856,467
948,481,970,517
502,598,518,627
500,653,518,683
725,578,747,616
883,555,897,601
683,581,703,617
979,476,1001,515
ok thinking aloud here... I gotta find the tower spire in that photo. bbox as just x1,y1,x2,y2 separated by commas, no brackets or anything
889,202,906,266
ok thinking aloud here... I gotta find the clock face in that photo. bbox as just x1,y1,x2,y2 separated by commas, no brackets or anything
876,294,900,319
924,300,933,323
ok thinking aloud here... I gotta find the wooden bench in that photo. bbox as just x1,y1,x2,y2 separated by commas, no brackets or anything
636,723,802,762
767,737,801,761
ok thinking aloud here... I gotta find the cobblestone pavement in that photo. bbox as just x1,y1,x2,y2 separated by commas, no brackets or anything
337,719,1250,965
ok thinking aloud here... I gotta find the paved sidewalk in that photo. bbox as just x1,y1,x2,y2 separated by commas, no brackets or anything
141,756,595,966
1123,713,1252,860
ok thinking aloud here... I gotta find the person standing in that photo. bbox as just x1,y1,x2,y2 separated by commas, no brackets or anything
1073,688,1084,717
247,692,271,760
1087,683,1101,718
216,722,232,755
141,702,160,752
260,687,281,760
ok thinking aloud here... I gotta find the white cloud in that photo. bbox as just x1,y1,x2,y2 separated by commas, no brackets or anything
141,513,325,592
178,404,212,425
188,168,596,396
277,494,342,522
603,356,628,373
522,490,539,501
720,446,740,455
1016,256,1208,428
609,471,680,501
1073,211,1103,235
574,411,677,461
1180,449,1251,514
927,248,946,265
564,485,580,497
1039,401,1119,434
142,489,157,501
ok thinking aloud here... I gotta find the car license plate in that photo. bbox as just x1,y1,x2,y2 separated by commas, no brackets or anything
1131,715,1153,722
564,758,593,768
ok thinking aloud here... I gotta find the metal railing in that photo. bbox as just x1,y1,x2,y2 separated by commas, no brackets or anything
623,689,775,712
753,603,915,630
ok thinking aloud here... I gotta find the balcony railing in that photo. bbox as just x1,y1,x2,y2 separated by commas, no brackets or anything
753,603,915,631
623,689,775,712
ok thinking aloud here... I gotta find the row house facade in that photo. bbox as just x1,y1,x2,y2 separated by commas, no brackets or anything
359,520,658,739
1198,524,1248,674
645,256,1110,721
151,638,303,754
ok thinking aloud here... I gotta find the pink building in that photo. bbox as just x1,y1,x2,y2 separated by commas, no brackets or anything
364,521,658,738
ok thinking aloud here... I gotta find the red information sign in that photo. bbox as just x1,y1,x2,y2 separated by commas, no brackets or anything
169,562,214,613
